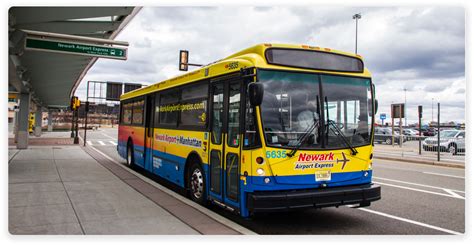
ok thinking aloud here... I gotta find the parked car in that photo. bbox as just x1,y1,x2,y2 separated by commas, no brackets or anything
393,128,419,140
423,130,465,155
421,128,436,136
374,127,406,145
411,129,421,135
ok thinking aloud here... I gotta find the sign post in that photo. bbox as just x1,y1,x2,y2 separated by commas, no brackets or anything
418,105,423,155
399,105,403,148
70,104,75,138
83,101,90,147
380,113,386,126
437,103,440,162
391,103,405,147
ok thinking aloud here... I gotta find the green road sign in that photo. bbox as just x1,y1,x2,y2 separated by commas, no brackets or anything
25,38,127,60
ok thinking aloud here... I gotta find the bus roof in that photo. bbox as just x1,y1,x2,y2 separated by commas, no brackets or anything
120,43,372,100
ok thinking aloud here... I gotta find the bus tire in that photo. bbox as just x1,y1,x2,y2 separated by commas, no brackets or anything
188,162,207,205
126,141,135,167
448,143,457,155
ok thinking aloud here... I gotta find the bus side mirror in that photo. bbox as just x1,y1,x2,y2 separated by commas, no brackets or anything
249,83,264,106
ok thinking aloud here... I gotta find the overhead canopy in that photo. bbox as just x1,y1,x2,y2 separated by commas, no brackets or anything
8,7,140,108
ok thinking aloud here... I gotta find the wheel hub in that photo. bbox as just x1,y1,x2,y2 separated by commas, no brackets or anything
127,147,132,165
449,146,456,154
191,168,203,199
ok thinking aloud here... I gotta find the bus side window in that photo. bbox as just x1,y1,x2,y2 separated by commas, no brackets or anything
132,99,144,125
227,82,240,147
154,93,160,127
122,102,132,125
159,90,179,127
211,84,224,145
180,82,208,128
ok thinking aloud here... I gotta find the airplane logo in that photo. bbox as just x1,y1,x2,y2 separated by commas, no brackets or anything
336,152,350,170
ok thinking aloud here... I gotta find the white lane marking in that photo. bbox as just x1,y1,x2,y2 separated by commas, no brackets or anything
87,145,257,235
443,189,464,199
373,177,464,193
373,181,465,200
87,141,93,145
422,172,465,179
97,140,106,146
355,207,462,235
109,141,118,146
101,132,116,140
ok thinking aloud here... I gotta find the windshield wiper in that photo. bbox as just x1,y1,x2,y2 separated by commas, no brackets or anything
325,96,358,156
327,120,358,155
286,117,319,157
287,95,320,158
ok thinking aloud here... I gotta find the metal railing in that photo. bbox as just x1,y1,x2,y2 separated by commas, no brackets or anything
373,133,465,165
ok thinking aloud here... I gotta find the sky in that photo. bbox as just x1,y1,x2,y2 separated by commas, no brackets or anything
75,6,465,125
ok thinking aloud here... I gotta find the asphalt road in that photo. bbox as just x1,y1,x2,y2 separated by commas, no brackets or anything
84,127,465,235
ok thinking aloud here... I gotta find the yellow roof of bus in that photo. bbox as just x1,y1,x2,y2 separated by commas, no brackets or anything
120,43,372,101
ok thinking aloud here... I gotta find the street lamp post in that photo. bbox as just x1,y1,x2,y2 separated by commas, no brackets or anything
404,87,407,127
431,98,434,124
353,13,362,54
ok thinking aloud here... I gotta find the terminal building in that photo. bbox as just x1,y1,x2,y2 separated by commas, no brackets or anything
8,7,140,149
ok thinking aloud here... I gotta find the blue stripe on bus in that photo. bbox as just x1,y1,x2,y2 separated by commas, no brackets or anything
244,170,372,191
117,139,207,188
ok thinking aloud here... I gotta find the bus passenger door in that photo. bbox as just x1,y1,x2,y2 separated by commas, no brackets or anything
143,94,155,172
223,81,242,207
209,79,242,209
209,82,225,203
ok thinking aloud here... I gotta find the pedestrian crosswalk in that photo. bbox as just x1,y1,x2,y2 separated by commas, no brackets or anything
87,140,118,146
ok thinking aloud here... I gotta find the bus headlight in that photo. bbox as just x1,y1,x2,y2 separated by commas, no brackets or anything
264,177,271,184
256,168,265,176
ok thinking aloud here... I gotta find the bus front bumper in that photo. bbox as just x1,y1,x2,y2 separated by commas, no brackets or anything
247,183,381,213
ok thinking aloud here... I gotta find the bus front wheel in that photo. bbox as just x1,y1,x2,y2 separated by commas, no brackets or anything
188,162,207,205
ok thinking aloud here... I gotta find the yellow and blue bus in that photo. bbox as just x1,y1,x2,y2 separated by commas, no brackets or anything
118,43,381,217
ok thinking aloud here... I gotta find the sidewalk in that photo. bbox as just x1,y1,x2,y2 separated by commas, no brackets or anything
8,145,243,235
8,131,74,146
374,147,465,168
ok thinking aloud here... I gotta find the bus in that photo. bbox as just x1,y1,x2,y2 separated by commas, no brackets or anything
117,43,381,217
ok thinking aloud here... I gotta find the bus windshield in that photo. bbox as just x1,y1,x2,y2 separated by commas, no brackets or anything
259,70,373,149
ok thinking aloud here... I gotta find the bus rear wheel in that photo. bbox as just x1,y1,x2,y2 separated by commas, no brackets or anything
126,142,135,167
188,162,207,205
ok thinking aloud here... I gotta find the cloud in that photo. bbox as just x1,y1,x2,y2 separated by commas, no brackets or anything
76,6,465,123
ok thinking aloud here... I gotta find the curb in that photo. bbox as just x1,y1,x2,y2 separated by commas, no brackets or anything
374,155,465,169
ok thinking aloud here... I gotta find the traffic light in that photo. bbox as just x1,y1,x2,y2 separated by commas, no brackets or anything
70,96,76,110
179,50,189,71
70,96,81,111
